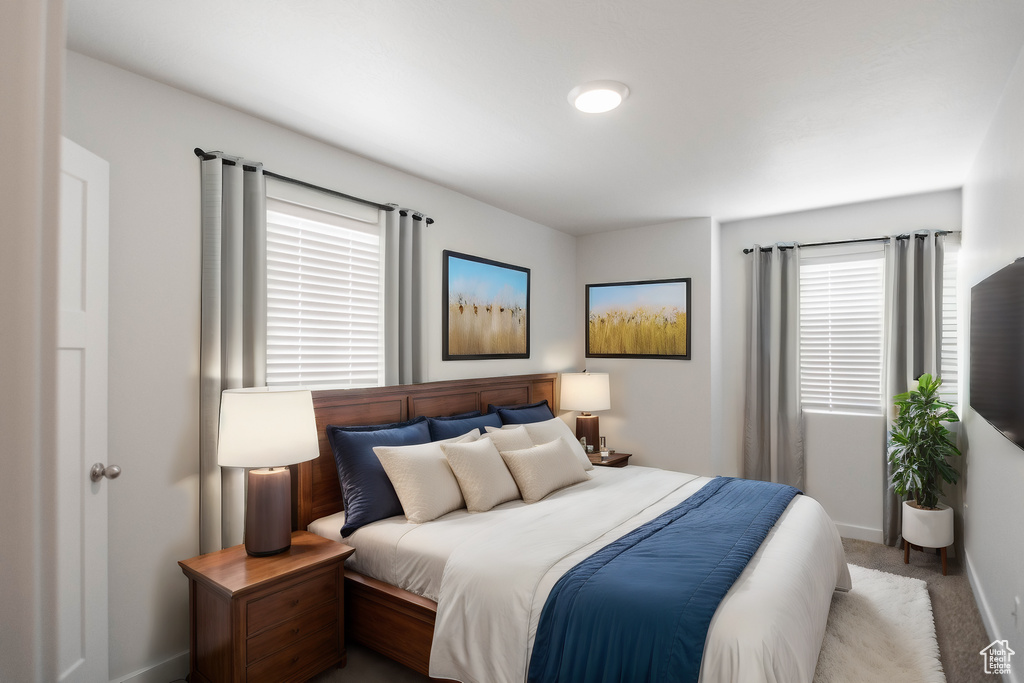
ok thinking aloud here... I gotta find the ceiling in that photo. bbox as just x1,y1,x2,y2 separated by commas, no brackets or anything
65,0,1024,235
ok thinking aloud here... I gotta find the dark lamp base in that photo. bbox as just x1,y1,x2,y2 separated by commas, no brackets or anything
575,413,600,452
244,467,292,557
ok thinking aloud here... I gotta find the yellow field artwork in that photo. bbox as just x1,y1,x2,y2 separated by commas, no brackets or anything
587,279,690,358
588,307,687,356
447,300,527,355
444,251,530,358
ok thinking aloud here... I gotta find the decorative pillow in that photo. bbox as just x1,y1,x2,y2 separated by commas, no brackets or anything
483,425,535,453
441,437,521,512
373,430,477,524
442,410,483,419
489,399,555,425
326,417,431,537
427,411,503,441
520,417,594,471
499,439,590,504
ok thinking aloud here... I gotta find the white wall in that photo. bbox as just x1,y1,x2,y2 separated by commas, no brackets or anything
961,43,1024,677
718,190,962,541
62,51,577,681
575,219,717,474
0,1,63,680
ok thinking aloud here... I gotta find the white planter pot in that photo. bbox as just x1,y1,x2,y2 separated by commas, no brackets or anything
902,500,954,548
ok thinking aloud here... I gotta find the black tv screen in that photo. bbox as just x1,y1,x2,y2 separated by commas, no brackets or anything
970,257,1024,449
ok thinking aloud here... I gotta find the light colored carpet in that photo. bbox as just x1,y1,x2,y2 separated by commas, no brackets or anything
815,564,944,683
314,564,944,683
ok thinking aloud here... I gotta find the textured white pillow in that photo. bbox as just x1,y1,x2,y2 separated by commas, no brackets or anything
520,417,594,470
373,432,475,523
499,439,590,504
441,437,521,512
483,425,534,453
439,428,481,444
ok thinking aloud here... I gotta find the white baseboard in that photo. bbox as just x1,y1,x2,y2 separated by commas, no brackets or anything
835,522,883,544
964,551,1021,683
113,650,189,683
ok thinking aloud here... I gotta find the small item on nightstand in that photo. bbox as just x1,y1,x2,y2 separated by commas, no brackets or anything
599,436,606,451
600,449,609,461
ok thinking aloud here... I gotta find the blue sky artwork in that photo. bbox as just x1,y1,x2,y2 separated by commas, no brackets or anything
589,281,687,316
449,256,527,307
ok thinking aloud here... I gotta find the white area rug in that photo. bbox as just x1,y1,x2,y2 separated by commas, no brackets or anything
814,564,945,683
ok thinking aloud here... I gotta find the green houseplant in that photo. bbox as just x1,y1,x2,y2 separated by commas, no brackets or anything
887,373,961,509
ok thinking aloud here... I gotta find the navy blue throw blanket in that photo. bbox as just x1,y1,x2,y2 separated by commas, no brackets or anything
527,477,801,683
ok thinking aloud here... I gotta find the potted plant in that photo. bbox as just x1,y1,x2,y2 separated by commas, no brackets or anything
887,373,960,572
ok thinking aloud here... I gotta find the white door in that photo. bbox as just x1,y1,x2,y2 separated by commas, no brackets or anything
57,138,110,683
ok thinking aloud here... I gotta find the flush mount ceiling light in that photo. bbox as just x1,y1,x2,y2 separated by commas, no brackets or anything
568,80,630,113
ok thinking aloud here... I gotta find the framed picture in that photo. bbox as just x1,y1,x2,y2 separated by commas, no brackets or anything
586,277,691,359
443,250,530,360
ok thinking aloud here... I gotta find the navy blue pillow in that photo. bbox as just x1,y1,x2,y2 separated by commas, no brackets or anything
427,412,503,440
440,410,483,420
326,416,431,537
490,399,555,425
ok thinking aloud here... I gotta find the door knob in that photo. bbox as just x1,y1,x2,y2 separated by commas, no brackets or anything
90,463,121,482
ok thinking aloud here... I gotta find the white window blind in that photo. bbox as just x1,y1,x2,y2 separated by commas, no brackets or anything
939,239,960,406
799,246,885,412
265,192,385,388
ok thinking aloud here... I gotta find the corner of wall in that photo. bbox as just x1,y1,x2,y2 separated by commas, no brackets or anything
709,218,724,474
574,218,717,475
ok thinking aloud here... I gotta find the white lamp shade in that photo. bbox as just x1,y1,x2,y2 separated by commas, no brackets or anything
217,389,319,468
560,373,611,412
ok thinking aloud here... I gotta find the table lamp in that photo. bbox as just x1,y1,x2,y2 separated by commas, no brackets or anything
218,388,319,556
560,372,611,450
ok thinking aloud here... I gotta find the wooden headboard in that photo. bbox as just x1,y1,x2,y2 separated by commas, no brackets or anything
291,373,558,530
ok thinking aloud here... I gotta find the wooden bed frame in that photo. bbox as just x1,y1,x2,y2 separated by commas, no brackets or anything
290,373,558,678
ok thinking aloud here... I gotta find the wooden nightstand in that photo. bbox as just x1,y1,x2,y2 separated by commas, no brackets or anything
588,451,632,468
179,531,355,683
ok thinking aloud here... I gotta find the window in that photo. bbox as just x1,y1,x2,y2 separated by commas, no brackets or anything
799,245,886,412
265,180,386,388
938,238,960,406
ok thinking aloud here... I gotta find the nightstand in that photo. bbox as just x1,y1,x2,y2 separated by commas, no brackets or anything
179,531,355,683
588,451,632,468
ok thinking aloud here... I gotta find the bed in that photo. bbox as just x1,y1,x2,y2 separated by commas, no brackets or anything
291,373,851,682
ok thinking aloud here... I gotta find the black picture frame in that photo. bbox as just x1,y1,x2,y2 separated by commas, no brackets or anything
585,277,691,360
442,250,530,360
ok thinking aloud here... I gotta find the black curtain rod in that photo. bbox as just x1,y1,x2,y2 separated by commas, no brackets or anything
741,230,955,255
194,148,435,222
263,169,395,213
399,209,435,225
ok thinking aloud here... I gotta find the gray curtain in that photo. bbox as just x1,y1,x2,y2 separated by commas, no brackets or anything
199,155,267,553
882,232,944,546
743,245,805,488
384,208,424,385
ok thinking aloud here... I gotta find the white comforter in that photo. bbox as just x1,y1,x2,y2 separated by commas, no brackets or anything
428,467,851,683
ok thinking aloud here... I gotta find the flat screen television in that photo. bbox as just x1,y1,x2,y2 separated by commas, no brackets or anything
970,257,1024,449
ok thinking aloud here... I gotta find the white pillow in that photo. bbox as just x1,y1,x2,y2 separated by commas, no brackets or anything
482,425,534,453
373,430,477,524
520,418,594,470
441,437,521,512
438,428,481,444
499,439,590,504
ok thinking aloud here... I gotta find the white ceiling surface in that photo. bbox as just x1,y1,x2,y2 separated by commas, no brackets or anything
66,0,1024,235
